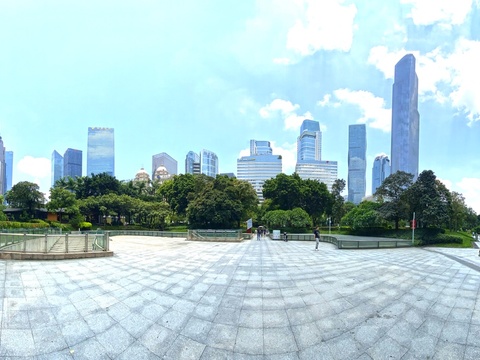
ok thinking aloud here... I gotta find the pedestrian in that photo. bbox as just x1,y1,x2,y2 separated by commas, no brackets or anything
256,229,260,241
284,232,288,242
314,226,320,251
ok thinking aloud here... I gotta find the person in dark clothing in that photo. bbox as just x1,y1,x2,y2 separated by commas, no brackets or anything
283,232,288,242
314,227,320,250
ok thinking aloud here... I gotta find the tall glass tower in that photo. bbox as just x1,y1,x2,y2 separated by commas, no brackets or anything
152,152,177,177
372,154,391,194
5,151,13,192
87,127,115,176
200,149,218,177
391,54,419,180
297,119,321,161
51,150,64,186
347,124,366,204
237,140,282,201
0,136,5,195
64,148,82,178
185,151,200,174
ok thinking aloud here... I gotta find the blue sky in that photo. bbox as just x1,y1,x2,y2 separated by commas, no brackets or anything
1,0,479,212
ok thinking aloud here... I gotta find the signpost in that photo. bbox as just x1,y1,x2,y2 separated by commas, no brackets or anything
411,212,416,245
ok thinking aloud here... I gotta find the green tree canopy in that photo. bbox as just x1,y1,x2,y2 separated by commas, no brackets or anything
406,170,450,228
5,181,45,218
330,179,346,225
374,171,414,229
186,175,257,229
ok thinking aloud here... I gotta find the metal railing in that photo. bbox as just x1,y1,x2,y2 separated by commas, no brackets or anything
272,233,412,249
0,232,110,253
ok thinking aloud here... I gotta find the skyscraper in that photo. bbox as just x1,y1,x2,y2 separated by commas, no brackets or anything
200,149,218,177
391,54,420,180
297,119,321,161
152,152,177,177
185,151,200,174
51,150,64,186
0,136,5,195
295,119,338,190
348,124,366,204
5,151,13,192
237,140,282,201
64,148,82,179
87,127,115,176
372,154,391,194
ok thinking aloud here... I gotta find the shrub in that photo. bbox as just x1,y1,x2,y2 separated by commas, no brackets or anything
79,222,92,231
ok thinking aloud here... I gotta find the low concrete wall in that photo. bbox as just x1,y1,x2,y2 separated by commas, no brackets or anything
0,251,114,260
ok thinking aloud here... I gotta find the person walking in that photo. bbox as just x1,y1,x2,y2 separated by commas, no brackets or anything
283,232,288,242
314,226,320,250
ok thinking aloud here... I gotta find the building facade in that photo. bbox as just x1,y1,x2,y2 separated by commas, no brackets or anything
347,124,366,204
391,54,420,180
0,136,5,195
64,148,82,179
295,160,338,191
185,151,200,174
295,119,337,190
5,151,13,192
51,150,64,186
297,119,321,161
372,154,391,194
152,152,177,178
87,127,115,176
200,149,218,178
237,140,282,201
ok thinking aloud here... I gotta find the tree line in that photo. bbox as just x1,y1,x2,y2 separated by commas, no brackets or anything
2,169,478,233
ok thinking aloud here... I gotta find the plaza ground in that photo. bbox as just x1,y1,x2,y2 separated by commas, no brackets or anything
1,235,480,359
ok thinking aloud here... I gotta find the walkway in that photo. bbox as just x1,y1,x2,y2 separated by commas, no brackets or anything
1,236,480,359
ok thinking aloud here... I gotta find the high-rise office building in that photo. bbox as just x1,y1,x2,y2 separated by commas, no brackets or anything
185,151,200,174
237,140,282,201
200,149,218,177
87,127,115,176
5,151,13,192
391,54,419,180
372,154,391,194
295,160,338,191
51,150,64,186
152,153,177,178
64,148,82,179
0,136,5,195
295,119,337,190
297,119,321,161
348,124,366,204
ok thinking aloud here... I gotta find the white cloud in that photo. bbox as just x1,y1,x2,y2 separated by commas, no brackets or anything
16,156,51,197
259,99,313,131
286,0,357,56
401,0,473,28
320,89,391,132
17,156,50,178
368,39,480,124
456,178,480,214
271,141,297,175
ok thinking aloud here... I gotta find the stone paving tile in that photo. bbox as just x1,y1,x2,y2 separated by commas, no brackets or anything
3,236,480,358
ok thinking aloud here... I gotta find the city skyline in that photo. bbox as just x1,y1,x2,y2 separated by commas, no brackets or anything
1,1,479,212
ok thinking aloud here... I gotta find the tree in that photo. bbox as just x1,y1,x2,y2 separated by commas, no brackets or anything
302,179,332,226
341,201,385,229
263,173,303,210
0,195,6,221
330,179,346,226
186,175,257,229
374,171,414,229
47,187,79,222
5,181,46,219
406,170,450,228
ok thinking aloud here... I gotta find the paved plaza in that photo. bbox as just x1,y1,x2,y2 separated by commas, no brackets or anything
1,236,480,359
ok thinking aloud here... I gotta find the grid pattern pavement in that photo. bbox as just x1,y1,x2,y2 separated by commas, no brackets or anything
1,235,480,359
